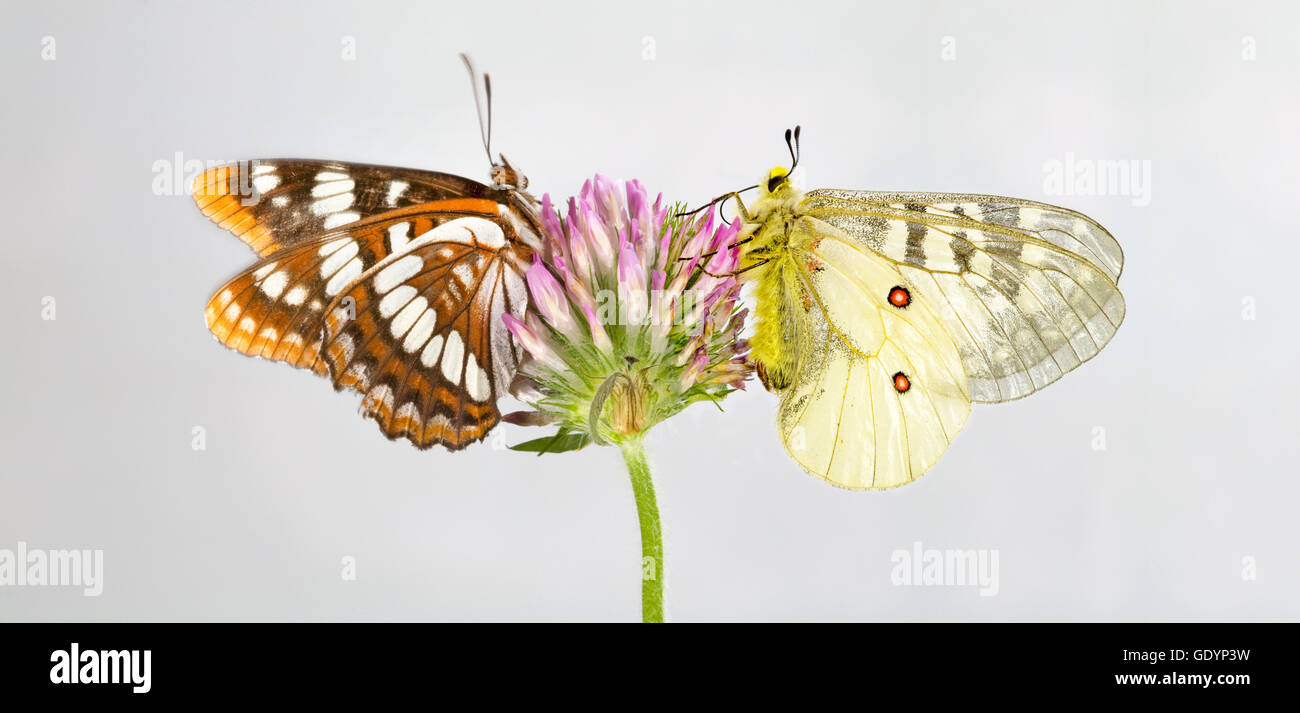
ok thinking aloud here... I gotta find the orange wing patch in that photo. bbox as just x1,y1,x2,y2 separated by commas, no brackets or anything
204,232,387,375
192,163,279,256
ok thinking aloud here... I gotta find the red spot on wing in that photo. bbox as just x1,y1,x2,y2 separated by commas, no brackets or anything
892,372,911,393
888,286,911,308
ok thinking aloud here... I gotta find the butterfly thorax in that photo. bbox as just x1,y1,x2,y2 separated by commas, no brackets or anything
741,168,812,392
489,157,545,253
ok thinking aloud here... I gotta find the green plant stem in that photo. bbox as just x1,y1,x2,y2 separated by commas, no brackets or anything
620,438,663,623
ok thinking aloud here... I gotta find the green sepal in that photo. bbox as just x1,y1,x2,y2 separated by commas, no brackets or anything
509,430,593,455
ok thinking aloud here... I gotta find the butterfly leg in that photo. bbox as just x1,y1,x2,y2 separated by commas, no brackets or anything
679,235,753,264
676,191,756,267
696,258,770,279
721,191,753,223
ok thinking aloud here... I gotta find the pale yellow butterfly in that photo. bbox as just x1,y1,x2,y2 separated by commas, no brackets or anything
717,128,1125,489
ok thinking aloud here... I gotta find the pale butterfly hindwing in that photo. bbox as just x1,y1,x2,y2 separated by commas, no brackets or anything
777,216,970,489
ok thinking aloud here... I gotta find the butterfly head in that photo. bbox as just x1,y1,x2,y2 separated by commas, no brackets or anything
764,166,794,195
753,125,802,213
749,165,801,222
490,154,528,191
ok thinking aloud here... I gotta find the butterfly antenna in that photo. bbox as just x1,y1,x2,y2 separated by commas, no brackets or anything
484,72,494,160
460,53,493,165
675,184,759,218
785,125,802,173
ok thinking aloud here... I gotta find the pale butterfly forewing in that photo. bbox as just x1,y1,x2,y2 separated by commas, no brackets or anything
799,191,1125,402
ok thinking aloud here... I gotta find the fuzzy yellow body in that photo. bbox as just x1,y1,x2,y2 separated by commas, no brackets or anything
732,166,1125,489
739,171,807,392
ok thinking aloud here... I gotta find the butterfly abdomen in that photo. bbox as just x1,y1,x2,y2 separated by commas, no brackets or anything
745,229,806,393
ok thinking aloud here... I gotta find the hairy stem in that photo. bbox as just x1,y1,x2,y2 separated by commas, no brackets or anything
620,438,663,623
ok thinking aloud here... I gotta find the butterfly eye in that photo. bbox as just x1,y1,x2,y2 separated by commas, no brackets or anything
887,286,911,308
766,167,789,193
892,372,912,393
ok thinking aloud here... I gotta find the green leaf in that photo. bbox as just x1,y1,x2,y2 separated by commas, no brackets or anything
509,431,592,455
683,387,734,411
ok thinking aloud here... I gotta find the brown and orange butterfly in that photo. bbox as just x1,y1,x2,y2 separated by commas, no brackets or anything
194,57,542,450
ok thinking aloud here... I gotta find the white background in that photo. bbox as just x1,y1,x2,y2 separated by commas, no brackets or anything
1,0,1296,621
